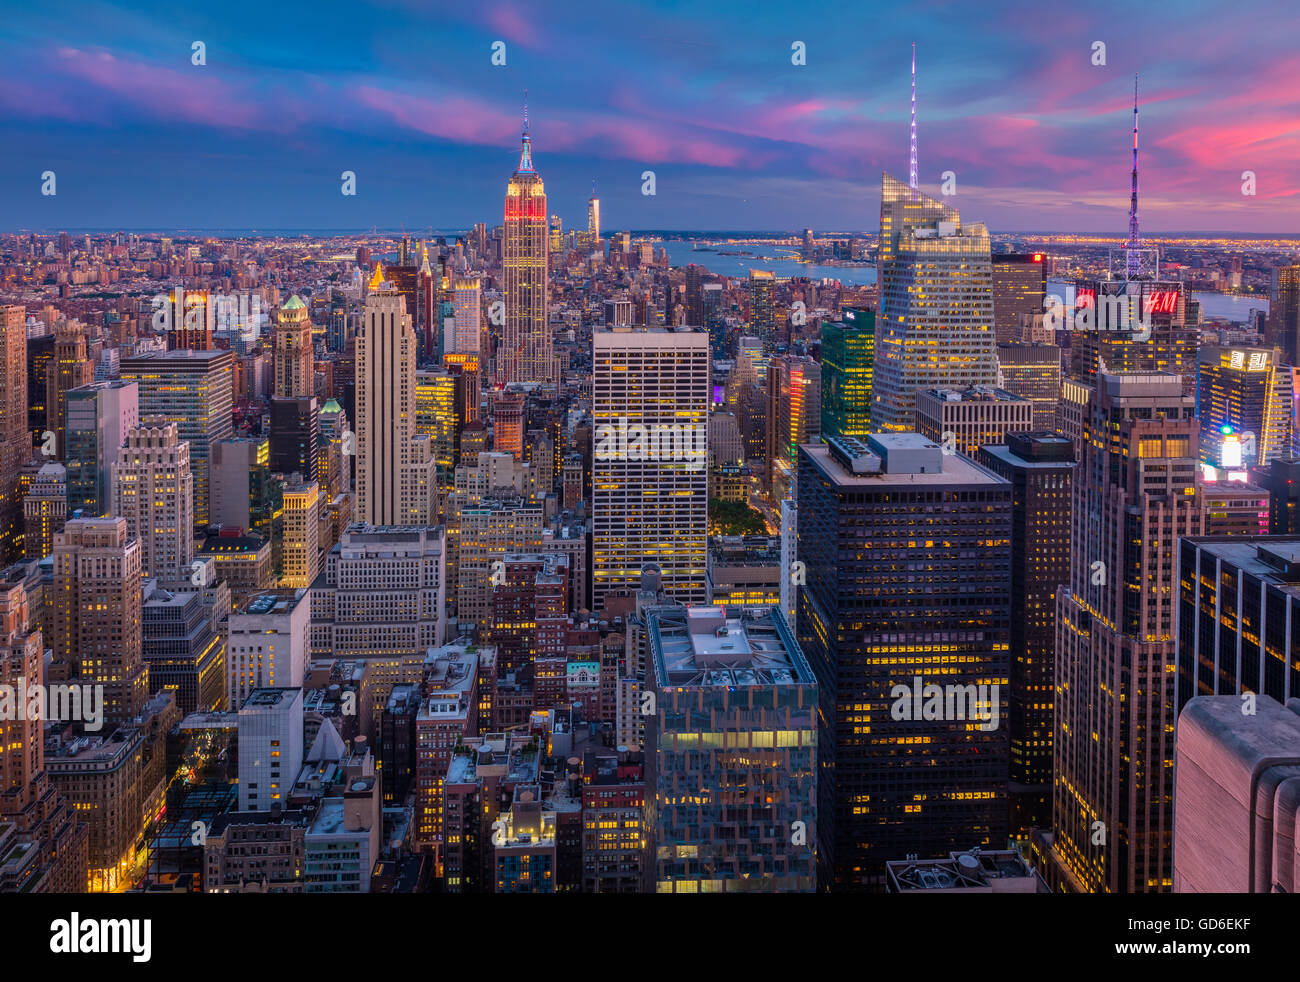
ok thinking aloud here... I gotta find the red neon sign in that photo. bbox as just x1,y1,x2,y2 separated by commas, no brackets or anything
1143,290,1179,315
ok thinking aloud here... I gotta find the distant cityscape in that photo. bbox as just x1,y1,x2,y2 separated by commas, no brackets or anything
2,4,1298,911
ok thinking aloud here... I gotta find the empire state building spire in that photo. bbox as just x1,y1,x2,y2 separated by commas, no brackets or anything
517,89,534,173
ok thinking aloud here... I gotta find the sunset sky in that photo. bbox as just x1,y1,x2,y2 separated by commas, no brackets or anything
3,0,1298,233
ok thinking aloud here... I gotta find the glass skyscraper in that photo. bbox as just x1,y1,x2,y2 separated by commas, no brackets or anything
820,307,875,440
873,174,998,432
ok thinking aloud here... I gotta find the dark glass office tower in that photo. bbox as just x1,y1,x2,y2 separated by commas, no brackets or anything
1267,264,1300,366
797,433,1011,891
977,432,1075,838
269,395,319,484
991,253,1047,344
1176,537,1300,720
820,307,875,441
1255,457,1300,534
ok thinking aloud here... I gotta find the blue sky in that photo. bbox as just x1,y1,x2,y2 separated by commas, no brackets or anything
3,0,1299,233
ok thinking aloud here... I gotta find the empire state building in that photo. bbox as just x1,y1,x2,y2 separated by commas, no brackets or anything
501,104,551,384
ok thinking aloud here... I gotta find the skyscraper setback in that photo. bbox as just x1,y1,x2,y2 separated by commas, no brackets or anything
1050,371,1201,894
111,423,195,585
49,517,148,728
120,349,234,528
356,266,437,527
873,175,999,432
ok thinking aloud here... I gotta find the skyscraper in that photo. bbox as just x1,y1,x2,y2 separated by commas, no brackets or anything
873,174,998,432
765,355,820,498
415,370,460,476
356,265,438,527
995,342,1061,430
991,253,1047,344
452,278,482,358
1176,537,1300,718
592,327,709,609
820,307,875,441
227,588,311,714
1050,371,1201,894
1196,346,1291,469
163,288,213,351
120,348,234,528
23,462,67,561
491,392,525,462
47,324,95,464
49,517,148,728
0,306,28,564
237,688,304,810
747,270,775,341
65,380,139,518
914,385,1033,458
587,181,600,245
0,575,89,893
274,296,314,399
211,436,282,541
111,423,195,584
644,605,818,892
684,264,704,328
501,106,551,384
269,395,319,484
280,481,321,589
1069,279,1196,396
797,434,1011,890
1267,263,1300,366
977,432,1075,836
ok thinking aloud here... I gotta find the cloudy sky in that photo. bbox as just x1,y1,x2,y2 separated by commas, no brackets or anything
3,0,1298,233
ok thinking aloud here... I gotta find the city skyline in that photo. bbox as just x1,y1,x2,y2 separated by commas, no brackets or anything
3,0,1299,232
2,0,1298,923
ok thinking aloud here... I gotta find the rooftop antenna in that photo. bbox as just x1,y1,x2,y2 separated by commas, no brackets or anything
909,42,918,193
1114,73,1156,281
1125,74,1140,277
517,90,534,172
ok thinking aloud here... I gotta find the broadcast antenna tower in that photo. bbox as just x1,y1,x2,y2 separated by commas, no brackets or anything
909,42,918,193
1115,73,1157,280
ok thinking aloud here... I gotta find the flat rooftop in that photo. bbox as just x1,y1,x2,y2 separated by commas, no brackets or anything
648,605,815,688
919,385,1027,404
1182,537,1300,598
887,849,1048,893
239,589,307,616
803,439,1005,488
